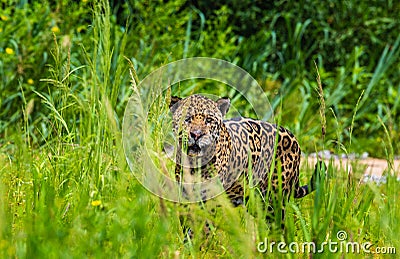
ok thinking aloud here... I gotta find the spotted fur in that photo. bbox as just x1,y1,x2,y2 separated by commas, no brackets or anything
169,94,322,216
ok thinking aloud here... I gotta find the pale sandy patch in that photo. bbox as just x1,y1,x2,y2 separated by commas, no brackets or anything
303,156,400,179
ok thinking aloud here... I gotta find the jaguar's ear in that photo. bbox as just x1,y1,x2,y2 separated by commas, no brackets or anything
169,96,182,113
216,97,230,117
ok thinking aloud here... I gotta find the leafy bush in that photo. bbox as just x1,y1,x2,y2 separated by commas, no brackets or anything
1,0,399,155
0,1,92,140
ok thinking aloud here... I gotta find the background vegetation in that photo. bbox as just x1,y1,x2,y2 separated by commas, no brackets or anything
0,0,399,257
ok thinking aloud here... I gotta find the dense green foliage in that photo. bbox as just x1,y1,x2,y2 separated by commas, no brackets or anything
1,0,399,155
0,0,399,257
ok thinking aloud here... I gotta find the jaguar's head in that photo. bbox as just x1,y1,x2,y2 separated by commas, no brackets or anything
169,95,230,161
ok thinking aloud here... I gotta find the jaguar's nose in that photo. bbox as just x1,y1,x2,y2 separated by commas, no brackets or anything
190,130,202,141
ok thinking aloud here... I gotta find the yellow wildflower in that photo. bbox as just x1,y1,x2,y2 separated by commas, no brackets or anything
91,200,102,207
5,48,14,55
0,15,8,21
27,79,34,85
76,25,86,33
51,26,60,33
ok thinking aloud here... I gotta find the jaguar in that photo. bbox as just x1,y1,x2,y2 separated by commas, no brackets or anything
168,94,323,228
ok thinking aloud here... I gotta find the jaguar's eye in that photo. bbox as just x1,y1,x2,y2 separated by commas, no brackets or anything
205,117,213,124
184,116,191,123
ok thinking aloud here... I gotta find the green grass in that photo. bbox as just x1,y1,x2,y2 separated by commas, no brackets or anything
1,0,399,258
1,126,399,258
